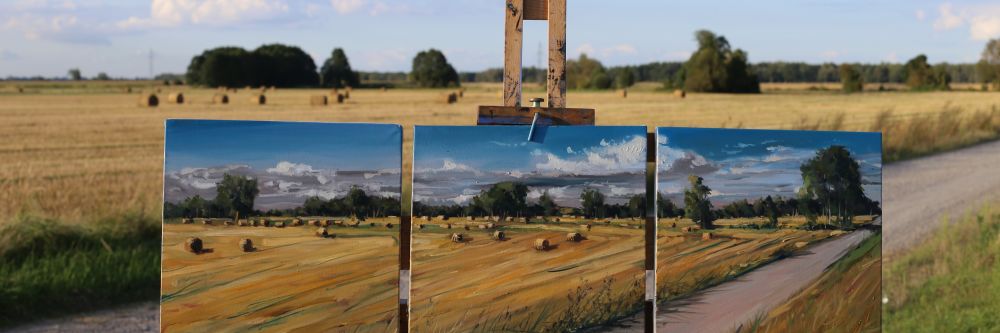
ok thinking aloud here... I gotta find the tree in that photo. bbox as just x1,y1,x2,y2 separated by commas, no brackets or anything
627,194,646,217
580,188,606,218
798,146,868,228
537,191,559,217
214,174,259,219
410,49,460,88
978,39,1000,89
320,48,360,88
763,195,779,228
614,67,636,89
472,182,528,218
68,68,82,81
567,54,608,90
345,186,371,219
683,175,715,229
682,30,760,93
95,72,111,81
904,54,949,91
657,193,683,218
186,47,256,88
252,44,319,87
840,64,864,93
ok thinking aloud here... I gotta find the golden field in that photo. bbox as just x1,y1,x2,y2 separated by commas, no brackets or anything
1,81,999,224
160,216,400,332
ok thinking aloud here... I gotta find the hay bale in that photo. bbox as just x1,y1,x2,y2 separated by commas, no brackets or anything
566,232,584,242
239,238,254,252
17,87,24,93
619,89,628,98
310,95,328,106
444,92,457,104
673,89,686,98
464,225,470,230
309,220,321,227
321,220,331,227
167,93,184,104
517,217,527,223
492,231,506,241
237,220,248,226
316,227,329,238
292,219,303,226
334,93,345,104
585,224,592,231
213,94,229,104
261,219,271,227
442,223,452,229
702,232,714,240
478,224,487,229
504,217,513,222
275,221,285,228
138,94,158,107
456,90,464,98
343,90,350,99
680,227,690,232
250,94,266,105
386,223,394,229
184,237,203,254
534,238,550,251
202,219,213,225
451,233,465,243
181,218,193,224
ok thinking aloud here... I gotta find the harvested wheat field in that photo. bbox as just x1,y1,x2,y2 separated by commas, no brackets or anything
411,218,644,332
160,216,400,333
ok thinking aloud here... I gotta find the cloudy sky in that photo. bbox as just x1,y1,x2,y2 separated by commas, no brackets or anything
1,0,997,77
657,128,882,208
413,126,646,208
164,120,401,210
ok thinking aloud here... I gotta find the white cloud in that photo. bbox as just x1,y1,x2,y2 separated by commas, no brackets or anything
970,15,1000,40
536,135,645,175
266,161,332,184
915,9,926,21
933,3,963,30
331,0,364,14
418,159,482,176
118,0,291,29
574,42,638,58
566,146,575,154
929,3,1000,41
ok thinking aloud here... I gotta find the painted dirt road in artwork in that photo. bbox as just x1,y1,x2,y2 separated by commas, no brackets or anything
160,120,402,332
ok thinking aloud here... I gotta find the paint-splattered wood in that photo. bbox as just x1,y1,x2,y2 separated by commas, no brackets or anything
523,0,548,20
547,0,567,108
477,106,595,125
504,0,524,107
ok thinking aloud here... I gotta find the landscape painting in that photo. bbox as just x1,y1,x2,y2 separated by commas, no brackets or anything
411,126,648,332
160,120,402,332
654,127,882,332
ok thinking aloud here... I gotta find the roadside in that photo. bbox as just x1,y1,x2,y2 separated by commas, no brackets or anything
0,302,158,333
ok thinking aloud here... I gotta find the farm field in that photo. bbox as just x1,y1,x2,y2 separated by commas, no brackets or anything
160,216,400,332
410,217,644,332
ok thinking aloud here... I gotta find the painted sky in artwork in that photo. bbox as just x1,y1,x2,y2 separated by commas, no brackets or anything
163,120,401,210
414,126,646,208
657,127,882,207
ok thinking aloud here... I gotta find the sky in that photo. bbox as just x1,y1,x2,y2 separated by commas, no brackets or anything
657,128,882,208
163,119,401,210
413,126,646,208
1,0,998,78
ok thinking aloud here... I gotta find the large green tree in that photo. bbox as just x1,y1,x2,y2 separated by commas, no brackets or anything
840,63,864,93
683,175,715,229
977,39,1000,89
472,182,528,218
345,186,371,219
320,48,360,88
903,54,950,91
252,44,319,87
537,191,559,217
567,54,612,90
186,47,256,87
798,146,868,228
214,174,259,219
682,30,760,93
580,187,606,218
410,49,460,88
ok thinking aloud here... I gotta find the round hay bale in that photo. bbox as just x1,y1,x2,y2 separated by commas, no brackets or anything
334,93,345,104
250,94,266,105
487,223,496,229
451,233,465,243
185,237,203,254
17,87,24,93
418,224,426,229
534,238,550,251
322,220,333,227
386,223,394,229
444,92,457,104
456,90,464,98
167,93,184,104
292,219,303,226
239,238,254,252
673,89,686,98
275,221,285,228
504,217,513,222
702,232,714,240
619,89,628,98
585,224,592,231
566,232,584,242
477,224,486,229
442,223,452,229
467,216,476,221
138,94,158,107
213,94,229,104
517,217,527,223
492,230,506,241
343,90,350,99
223,220,234,226
181,218,193,224
310,220,321,227
310,95,328,106
237,220,248,226
464,225,470,230
202,219,213,225
316,227,329,238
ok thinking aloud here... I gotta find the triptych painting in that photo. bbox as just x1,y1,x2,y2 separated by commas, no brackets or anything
160,120,881,333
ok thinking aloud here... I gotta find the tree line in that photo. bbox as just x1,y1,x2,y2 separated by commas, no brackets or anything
415,182,647,220
163,173,400,219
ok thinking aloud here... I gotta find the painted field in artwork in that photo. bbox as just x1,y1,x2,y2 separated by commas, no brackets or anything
411,126,648,332
654,127,882,333
159,120,402,332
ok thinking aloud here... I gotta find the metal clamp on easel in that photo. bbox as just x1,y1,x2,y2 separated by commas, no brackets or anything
477,0,596,133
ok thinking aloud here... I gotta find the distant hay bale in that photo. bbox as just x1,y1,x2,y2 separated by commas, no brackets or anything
517,217,527,223
310,95,328,106
423,216,431,221
585,224,592,231
250,94,266,105
167,93,184,104
316,227,329,238
237,220,248,226
486,223,496,229
534,238,550,251
456,90,464,98
223,220,233,226
702,232,714,240
386,223,394,229
492,231,506,241
321,220,332,226
292,218,303,226
239,238,254,252
309,220,321,226
213,94,229,104
444,92,457,104
464,225,470,230
181,218,193,224
184,237,203,254
202,219,212,225
334,93,345,104
468,216,476,221
442,223,452,229
566,232,584,242
619,89,628,98
504,217,513,222
478,224,487,229
451,233,465,243
17,87,24,93
275,221,285,228
138,94,158,107
673,89,686,98
418,224,426,229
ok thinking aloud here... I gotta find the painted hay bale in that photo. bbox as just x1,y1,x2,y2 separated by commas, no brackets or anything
619,89,628,98
451,233,465,243
316,227,329,238
239,238,254,252
534,238,550,251
202,219,213,225
213,94,229,104
585,224,592,231
702,232,714,240
310,95,328,106
680,227,690,232
566,232,584,242
275,221,285,228
292,219,303,226
184,237,203,254
167,93,184,104
250,94,266,105
334,93,345,104
517,217,527,223
386,223,394,229
223,220,234,226
492,230,506,241
464,225,470,230
456,90,464,98
442,223,452,229
795,241,808,249
310,220,321,227
237,220,248,226
181,218,193,224
674,89,686,98
138,94,158,107
444,92,457,104
504,217,513,222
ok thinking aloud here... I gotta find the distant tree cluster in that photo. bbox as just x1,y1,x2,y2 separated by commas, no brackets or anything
185,44,319,88
977,39,1000,90
678,30,760,93
903,54,951,91
293,186,400,219
839,64,864,93
319,48,360,88
414,182,644,220
410,49,460,88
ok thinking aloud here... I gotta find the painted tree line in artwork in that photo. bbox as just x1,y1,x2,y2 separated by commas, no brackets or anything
415,182,647,220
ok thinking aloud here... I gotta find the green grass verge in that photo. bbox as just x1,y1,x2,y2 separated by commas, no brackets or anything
0,211,161,328
884,203,1000,331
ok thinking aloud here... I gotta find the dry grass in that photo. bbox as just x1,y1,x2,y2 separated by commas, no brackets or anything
1,82,998,224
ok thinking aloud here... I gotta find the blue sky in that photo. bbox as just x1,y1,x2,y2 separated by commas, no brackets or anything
164,120,401,209
657,128,882,207
414,126,646,208
2,0,998,77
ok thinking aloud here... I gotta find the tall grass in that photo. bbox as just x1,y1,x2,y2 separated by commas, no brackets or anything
0,211,161,327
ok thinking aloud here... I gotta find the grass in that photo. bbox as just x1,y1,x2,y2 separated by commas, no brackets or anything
883,203,1000,332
